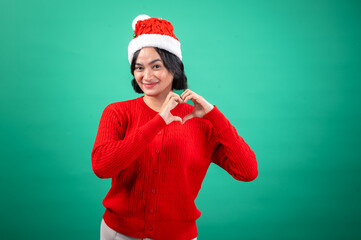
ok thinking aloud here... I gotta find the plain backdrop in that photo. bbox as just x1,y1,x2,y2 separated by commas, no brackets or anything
1,0,360,239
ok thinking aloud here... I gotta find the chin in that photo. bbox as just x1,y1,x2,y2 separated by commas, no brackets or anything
142,89,159,95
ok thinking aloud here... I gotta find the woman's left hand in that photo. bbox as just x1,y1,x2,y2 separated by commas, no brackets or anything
180,89,214,124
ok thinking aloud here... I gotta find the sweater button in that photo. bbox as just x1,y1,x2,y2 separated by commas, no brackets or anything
148,226,153,231
157,130,162,135
149,209,154,214
155,149,160,153
153,169,158,174
151,189,156,194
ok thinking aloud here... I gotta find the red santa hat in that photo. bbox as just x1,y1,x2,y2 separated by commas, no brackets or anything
128,14,182,63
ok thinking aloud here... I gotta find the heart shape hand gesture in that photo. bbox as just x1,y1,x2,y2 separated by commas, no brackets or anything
159,89,214,125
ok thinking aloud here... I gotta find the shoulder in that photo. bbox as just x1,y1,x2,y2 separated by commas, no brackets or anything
100,97,141,123
105,97,140,112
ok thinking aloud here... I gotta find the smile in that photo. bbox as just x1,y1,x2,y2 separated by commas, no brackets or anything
143,82,158,88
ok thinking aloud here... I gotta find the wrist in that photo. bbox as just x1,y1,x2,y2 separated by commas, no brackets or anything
158,113,170,125
204,104,214,114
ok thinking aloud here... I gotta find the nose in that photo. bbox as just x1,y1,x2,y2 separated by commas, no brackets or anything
143,69,152,82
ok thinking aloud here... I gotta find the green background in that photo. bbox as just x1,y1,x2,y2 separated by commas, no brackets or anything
1,0,360,239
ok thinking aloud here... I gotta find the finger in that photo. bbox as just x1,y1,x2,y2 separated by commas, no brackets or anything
175,94,183,103
183,91,201,103
183,94,198,104
180,89,191,99
170,95,182,103
167,91,179,101
173,116,183,123
169,92,183,103
183,93,191,103
169,95,179,104
167,91,174,99
182,92,193,103
182,113,195,124
164,94,172,105
169,96,180,109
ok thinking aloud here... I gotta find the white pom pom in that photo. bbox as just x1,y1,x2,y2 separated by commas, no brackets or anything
132,14,151,30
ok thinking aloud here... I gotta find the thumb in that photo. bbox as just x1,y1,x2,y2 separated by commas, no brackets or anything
182,113,194,124
173,116,183,124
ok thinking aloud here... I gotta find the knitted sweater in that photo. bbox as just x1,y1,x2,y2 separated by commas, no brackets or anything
91,96,258,240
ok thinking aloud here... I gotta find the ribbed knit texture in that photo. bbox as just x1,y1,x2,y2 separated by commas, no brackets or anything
133,17,178,40
91,96,258,240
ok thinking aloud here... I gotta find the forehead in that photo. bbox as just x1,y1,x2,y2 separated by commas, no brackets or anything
136,47,162,64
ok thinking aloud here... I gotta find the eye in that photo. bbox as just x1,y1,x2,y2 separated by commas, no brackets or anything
135,66,144,71
153,64,161,69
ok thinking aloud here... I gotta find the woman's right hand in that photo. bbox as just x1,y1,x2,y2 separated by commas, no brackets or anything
159,91,184,125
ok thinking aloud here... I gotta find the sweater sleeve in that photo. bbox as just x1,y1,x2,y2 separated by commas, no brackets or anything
203,105,258,182
91,104,167,179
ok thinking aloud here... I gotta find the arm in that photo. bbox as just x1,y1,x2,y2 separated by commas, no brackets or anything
91,104,167,179
203,106,258,182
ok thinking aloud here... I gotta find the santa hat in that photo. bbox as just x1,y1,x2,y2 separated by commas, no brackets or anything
128,14,182,64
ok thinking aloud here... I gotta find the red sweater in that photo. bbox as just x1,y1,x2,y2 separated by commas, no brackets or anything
91,96,258,240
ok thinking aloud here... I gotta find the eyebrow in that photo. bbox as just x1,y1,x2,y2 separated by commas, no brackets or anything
135,58,162,66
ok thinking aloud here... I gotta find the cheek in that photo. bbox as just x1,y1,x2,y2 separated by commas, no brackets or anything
159,72,174,83
134,76,143,88
134,73,141,82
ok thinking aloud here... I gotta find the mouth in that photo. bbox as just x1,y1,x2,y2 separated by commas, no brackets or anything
143,82,159,88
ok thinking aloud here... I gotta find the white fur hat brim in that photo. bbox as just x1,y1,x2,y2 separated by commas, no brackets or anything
128,34,182,64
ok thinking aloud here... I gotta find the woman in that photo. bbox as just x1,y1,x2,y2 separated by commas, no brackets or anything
91,14,258,240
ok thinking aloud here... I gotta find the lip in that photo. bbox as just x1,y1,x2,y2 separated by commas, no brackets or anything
143,82,158,88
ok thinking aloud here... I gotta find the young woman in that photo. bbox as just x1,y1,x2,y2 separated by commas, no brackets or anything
91,14,258,240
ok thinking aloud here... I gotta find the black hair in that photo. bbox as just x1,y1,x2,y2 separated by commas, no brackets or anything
130,47,188,93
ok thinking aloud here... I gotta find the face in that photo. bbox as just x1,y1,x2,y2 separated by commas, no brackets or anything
133,47,174,97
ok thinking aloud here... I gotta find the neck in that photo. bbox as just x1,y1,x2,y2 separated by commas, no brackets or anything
143,90,173,112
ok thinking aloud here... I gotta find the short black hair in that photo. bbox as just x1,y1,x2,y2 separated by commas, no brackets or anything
130,47,188,93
